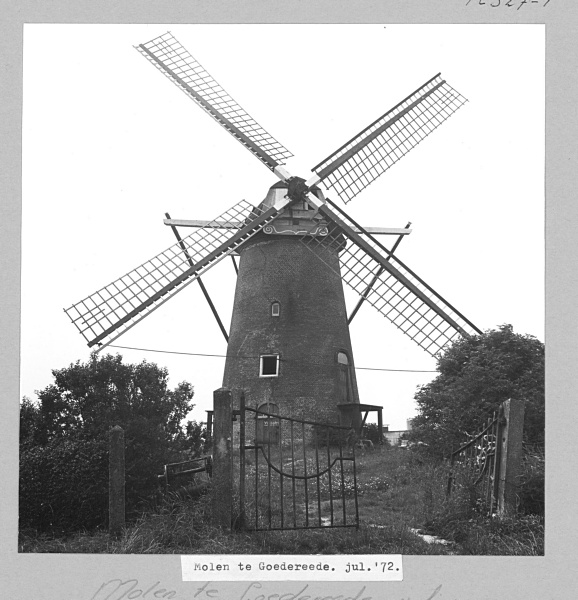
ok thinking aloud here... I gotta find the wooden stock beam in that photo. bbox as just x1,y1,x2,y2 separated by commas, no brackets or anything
165,213,229,343
347,222,412,324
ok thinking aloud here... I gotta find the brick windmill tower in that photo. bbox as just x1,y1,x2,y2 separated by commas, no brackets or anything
220,181,361,426
65,32,481,430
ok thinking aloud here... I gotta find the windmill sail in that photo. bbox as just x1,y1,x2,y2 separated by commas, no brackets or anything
310,74,467,204
65,198,288,350
137,32,293,171
301,195,481,356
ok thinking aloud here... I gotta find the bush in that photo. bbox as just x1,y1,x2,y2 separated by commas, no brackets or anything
19,427,195,533
311,423,352,448
410,325,544,458
19,354,198,534
362,423,383,445
19,436,109,532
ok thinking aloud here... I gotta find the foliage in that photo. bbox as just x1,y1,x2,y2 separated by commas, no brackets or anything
181,420,209,457
19,353,196,532
408,325,544,459
362,423,384,445
19,396,42,448
311,423,352,448
33,353,193,443
19,447,543,556
19,436,108,532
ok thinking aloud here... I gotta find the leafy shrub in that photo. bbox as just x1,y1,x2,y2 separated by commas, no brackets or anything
19,354,198,534
19,435,108,532
410,325,544,458
362,423,385,445
311,423,352,448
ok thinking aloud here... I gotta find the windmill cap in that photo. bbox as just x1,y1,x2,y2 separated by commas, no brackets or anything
258,179,322,210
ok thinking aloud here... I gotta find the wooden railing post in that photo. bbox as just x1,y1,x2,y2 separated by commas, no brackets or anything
109,425,125,538
212,388,233,529
377,408,384,445
497,398,525,516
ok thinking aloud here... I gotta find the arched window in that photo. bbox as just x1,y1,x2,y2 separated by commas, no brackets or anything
337,351,354,403
257,402,279,416
271,301,280,317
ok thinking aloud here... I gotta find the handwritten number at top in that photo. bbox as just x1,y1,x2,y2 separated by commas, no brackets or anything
466,0,551,7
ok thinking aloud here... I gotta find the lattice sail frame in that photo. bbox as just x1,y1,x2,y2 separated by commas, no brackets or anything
65,199,285,350
136,32,293,171
311,74,468,204
299,201,481,356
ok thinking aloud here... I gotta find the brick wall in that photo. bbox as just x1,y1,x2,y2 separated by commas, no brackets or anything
222,230,360,429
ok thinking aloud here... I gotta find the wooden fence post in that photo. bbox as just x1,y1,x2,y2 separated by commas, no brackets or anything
497,398,525,516
212,388,233,529
109,425,125,538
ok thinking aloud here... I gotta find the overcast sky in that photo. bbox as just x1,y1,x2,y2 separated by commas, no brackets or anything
21,24,544,430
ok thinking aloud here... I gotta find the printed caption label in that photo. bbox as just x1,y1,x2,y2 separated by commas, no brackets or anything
181,555,403,581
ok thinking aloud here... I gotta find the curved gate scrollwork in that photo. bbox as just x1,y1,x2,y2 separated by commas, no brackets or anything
238,395,359,531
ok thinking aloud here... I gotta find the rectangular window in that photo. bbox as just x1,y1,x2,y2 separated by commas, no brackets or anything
260,354,279,377
271,302,280,317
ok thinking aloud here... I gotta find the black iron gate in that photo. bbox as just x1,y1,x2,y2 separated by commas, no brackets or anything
237,395,359,531
447,405,505,513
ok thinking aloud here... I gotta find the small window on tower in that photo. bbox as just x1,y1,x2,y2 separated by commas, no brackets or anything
260,355,279,377
271,302,280,317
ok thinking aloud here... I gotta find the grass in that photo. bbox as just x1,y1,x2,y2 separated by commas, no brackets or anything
18,446,543,555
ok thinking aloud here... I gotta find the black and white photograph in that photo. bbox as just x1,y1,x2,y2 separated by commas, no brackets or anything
17,23,546,558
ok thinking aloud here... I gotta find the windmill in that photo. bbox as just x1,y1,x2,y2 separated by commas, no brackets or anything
64,32,481,428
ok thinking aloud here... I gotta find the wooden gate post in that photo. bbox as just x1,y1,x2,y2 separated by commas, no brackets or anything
497,398,525,516
109,425,125,538
212,388,233,529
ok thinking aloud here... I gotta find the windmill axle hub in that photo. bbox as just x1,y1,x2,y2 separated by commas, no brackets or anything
286,176,310,203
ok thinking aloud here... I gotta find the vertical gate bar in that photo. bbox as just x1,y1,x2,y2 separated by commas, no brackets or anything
302,421,309,528
491,408,503,514
279,418,284,529
480,422,486,505
327,426,334,526
486,415,495,508
491,415,498,513
352,439,359,528
485,416,494,512
492,416,498,510
239,393,246,529
254,409,259,530
338,428,347,525
315,425,322,526
267,414,272,530
475,431,480,478
291,420,297,528
485,417,492,509
475,438,484,488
